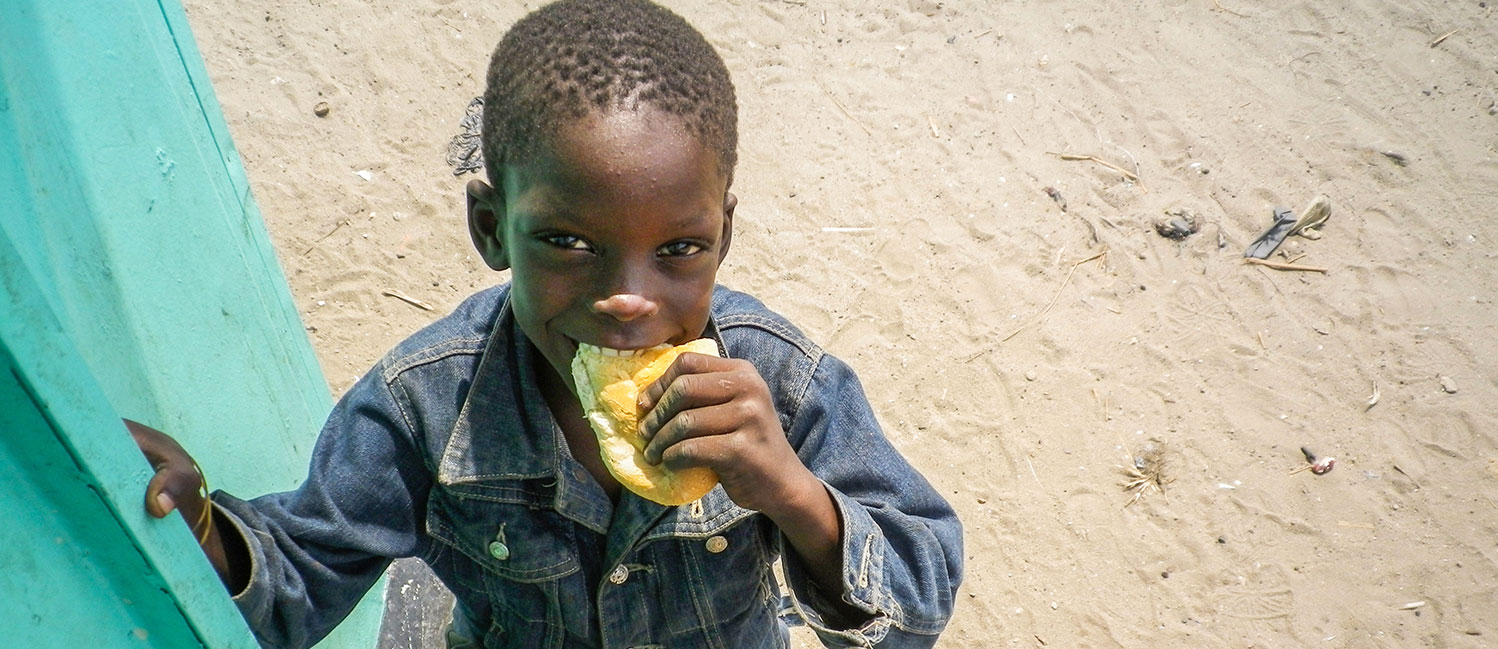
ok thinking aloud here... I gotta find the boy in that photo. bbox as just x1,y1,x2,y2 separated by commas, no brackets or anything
133,1,962,647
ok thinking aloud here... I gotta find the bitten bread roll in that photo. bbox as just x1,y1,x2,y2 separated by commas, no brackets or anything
571,339,721,505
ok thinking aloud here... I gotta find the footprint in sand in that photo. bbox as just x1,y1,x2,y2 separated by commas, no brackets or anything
1214,560,1296,640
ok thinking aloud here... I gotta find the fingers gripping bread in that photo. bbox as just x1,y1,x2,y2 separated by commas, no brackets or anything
571,339,721,505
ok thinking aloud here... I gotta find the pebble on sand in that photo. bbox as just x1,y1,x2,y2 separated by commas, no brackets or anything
1439,376,1458,394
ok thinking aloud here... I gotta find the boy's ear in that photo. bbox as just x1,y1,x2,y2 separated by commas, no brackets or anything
466,179,509,271
717,191,736,266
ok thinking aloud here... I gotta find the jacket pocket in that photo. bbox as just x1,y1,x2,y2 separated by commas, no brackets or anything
643,503,780,644
428,488,577,649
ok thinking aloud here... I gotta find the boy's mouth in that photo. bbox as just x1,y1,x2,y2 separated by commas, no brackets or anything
574,342,674,358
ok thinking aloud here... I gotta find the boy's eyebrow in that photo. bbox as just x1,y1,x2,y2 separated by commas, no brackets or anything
668,210,724,234
511,193,574,225
517,202,723,235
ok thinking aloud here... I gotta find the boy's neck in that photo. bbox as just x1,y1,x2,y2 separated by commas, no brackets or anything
531,355,574,417
533,352,623,502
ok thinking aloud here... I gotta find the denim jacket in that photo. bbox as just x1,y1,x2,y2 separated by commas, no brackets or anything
215,284,963,649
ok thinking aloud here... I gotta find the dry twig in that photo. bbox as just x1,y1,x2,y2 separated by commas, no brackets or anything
1392,464,1421,489
1002,250,1107,342
1245,258,1328,273
1429,27,1461,48
1048,152,1140,182
817,82,872,136
1213,0,1251,18
302,219,349,255
1120,443,1171,506
382,289,434,311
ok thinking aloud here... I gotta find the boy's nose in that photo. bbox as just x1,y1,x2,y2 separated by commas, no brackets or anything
591,293,659,322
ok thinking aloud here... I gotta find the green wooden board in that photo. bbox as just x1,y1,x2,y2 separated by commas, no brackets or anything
0,233,253,648
0,0,383,645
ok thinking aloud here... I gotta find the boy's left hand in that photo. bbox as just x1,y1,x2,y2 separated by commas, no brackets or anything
637,352,818,515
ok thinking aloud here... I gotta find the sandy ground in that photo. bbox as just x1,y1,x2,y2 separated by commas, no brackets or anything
182,0,1498,647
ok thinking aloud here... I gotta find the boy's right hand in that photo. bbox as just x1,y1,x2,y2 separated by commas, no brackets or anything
127,419,209,524
125,419,240,589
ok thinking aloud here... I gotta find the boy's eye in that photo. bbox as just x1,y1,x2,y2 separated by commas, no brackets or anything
658,241,705,257
542,234,592,251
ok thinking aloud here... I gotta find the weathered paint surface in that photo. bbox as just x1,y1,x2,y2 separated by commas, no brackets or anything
0,0,381,645
0,234,250,648
377,559,457,649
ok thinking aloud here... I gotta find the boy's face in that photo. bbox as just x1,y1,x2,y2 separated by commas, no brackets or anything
467,108,736,396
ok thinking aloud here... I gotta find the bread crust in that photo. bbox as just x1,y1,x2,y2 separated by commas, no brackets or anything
571,339,721,505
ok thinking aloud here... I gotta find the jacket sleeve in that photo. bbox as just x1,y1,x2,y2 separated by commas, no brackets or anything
778,352,964,648
213,359,432,649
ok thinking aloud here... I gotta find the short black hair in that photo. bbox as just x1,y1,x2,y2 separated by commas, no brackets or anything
481,0,738,189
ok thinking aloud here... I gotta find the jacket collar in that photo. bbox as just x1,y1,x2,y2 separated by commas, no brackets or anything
436,292,735,535
437,296,562,486
436,295,731,488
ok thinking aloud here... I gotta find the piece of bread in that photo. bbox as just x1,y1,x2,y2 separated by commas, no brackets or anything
571,339,721,505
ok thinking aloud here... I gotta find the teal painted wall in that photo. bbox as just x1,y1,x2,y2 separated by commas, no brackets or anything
0,0,382,645
0,232,258,648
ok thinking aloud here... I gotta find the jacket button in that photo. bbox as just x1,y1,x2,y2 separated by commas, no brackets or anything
705,535,728,553
608,564,630,585
488,541,510,561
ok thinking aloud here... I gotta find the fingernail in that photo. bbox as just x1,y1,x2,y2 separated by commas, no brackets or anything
155,492,175,515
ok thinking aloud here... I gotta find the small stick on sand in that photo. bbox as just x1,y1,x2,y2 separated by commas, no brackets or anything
1392,464,1421,489
1026,456,1041,486
382,289,434,311
961,346,989,363
1213,0,1250,18
302,219,349,255
817,82,872,136
1429,27,1461,48
1003,250,1107,342
1048,152,1140,182
1245,258,1328,273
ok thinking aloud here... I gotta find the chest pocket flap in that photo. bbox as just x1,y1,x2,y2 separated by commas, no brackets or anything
642,487,759,541
428,486,579,583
